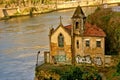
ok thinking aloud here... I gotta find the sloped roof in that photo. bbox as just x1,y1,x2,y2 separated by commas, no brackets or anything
63,22,106,37
72,6,86,19
84,22,106,37
50,23,71,36
64,25,71,34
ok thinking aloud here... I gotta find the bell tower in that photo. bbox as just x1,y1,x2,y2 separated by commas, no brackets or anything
71,6,86,65
71,6,86,36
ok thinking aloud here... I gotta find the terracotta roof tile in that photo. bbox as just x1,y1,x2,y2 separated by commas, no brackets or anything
84,22,106,37
64,25,71,34
64,22,106,37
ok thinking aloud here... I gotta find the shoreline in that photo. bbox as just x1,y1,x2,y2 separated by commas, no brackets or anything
0,2,119,21
0,7,76,21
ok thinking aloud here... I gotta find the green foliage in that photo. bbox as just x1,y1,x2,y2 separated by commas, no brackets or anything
82,71,94,80
87,8,120,55
51,67,63,75
60,66,101,80
101,15,111,24
117,61,120,74
95,7,101,12
60,67,83,80
36,64,102,80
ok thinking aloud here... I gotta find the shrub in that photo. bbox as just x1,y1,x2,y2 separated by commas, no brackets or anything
60,67,83,80
87,8,120,55
117,61,120,74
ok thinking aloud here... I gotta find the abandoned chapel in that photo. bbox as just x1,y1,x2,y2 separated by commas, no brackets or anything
48,6,106,67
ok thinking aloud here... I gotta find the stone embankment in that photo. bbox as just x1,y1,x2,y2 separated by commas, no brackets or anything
0,2,119,20
0,2,79,20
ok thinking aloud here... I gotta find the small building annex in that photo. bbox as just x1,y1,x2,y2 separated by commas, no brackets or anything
48,6,106,66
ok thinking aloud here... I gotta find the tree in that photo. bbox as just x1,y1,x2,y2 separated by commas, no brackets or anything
60,67,83,80
87,8,120,55
117,61,120,74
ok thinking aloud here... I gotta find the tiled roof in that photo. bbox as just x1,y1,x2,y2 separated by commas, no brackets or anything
64,22,106,37
84,22,106,37
64,25,71,34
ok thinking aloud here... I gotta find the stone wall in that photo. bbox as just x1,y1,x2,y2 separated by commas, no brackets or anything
50,42,72,64
50,25,72,64
75,36,105,66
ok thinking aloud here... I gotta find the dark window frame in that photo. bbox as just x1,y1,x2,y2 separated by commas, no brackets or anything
75,22,79,29
86,40,90,47
58,33,64,47
96,41,101,47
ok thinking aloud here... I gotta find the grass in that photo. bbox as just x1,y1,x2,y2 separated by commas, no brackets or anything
35,63,102,80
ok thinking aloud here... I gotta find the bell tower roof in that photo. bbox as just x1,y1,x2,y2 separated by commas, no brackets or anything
72,6,86,19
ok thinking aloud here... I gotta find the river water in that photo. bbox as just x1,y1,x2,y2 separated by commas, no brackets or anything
0,7,96,80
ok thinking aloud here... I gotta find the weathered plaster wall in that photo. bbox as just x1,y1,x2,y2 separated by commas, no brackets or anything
50,26,72,63
51,26,71,45
75,37,105,55
75,36,105,66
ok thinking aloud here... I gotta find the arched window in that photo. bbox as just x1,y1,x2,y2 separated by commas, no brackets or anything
75,22,79,29
58,33,64,47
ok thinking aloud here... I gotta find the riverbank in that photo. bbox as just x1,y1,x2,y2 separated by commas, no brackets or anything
35,63,120,80
0,2,119,21
0,7,76,21
35,63,106,80
0,1,80,20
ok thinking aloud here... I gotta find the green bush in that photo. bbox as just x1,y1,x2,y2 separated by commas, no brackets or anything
117,61,120,74
60,67,83,80
60,66,102,80
87,8,120,55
